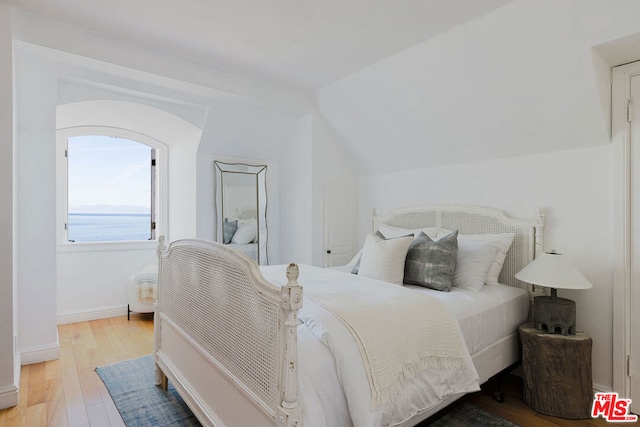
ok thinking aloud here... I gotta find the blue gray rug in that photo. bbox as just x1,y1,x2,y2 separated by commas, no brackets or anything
96,354,201,427
422,401,520,426
98,354,518,427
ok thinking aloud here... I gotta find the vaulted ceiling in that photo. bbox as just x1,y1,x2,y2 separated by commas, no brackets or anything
3,0,512,90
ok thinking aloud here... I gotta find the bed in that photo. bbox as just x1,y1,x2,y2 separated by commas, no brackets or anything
154,204,544,427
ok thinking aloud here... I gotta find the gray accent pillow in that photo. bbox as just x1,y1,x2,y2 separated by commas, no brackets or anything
403,230,458,291
223,219,238,244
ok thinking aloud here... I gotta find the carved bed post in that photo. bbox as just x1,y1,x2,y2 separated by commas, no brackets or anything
278,263,303,427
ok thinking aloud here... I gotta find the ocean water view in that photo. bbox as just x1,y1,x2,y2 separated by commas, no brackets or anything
68,213,152,242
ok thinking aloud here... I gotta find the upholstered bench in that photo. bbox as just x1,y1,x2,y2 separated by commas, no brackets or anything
128,264,158,320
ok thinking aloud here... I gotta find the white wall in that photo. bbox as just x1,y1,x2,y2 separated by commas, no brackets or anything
317,0,640,175
12,29,308,360
14,41,60,362
56,246,158,323
54,99,202,323
357,145,613,390
279,116,314,265
314,0,640,393
0,2,18,409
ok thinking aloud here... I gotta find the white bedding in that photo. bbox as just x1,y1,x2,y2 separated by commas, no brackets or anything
330,266,529,355
261,265,480,427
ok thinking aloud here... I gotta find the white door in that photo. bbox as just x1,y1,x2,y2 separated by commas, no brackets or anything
323,180,355,267
631,73,640,413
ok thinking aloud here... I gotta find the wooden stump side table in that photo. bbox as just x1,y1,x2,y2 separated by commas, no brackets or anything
519,323,593,419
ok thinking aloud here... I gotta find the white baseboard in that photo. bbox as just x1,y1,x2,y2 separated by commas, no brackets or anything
57,304,128,325
0,384,18,410
20,341,60,365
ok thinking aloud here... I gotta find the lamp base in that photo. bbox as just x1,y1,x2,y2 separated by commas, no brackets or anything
533,294,576,336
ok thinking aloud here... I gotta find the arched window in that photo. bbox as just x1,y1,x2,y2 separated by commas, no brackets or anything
57,127,164,243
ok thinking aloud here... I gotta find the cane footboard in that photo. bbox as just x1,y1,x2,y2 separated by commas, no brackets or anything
154,237,302,427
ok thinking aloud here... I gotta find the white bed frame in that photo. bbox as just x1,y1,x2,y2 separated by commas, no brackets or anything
154,204,545,427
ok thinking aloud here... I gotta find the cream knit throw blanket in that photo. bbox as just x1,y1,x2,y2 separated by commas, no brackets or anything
300,267,467,409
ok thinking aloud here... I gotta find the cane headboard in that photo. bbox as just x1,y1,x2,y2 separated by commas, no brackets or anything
372,205,545,294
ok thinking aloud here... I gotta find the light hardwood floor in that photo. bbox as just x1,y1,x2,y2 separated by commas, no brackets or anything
0,315,631,427
0,315,154,427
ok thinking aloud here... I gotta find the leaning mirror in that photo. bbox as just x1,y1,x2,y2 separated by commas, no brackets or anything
214,161,268,265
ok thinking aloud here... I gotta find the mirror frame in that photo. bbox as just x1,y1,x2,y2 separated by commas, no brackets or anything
214,161,268,265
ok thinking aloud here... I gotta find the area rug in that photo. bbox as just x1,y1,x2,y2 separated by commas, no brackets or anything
98,354,518,427
96,354,201,427
422,401,520,427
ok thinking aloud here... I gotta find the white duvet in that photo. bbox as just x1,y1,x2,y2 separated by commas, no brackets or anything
261,265,480,427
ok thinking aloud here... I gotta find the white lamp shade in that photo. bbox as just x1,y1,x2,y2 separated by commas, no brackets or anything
515,252,593,290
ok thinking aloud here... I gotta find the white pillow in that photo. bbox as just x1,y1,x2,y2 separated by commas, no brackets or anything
437,228,454,239
357,233,413,285
378,223,439,240
458,233,515,285
346,249,363,268
452,239,499,291
231,220,257,244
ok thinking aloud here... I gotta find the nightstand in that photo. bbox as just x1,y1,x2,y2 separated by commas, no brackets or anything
518,323,593,419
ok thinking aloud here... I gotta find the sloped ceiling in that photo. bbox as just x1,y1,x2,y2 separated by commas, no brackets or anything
7,0,640,175
317,0,640,174
3,0,512,90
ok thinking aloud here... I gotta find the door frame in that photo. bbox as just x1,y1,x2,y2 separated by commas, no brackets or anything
322,179,356,268
612,61,640,398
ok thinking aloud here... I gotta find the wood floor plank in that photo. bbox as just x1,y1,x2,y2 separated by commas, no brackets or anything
46,378,68,427
44,359,61,381
2,414,24,427
95,379,125,427
85,403,110,427
77,369,103,408
26,363,46,407
60,346,89,427
25,403,47,427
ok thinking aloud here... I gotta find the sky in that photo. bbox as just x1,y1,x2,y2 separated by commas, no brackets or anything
67,135,151,213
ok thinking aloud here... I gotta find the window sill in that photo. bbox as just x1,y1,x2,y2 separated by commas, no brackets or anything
57,240,158,253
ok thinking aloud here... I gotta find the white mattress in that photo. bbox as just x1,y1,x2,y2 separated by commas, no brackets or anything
329,266,529,356
406,283,529,355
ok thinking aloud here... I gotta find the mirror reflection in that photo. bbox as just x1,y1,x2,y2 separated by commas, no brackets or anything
214,161,268,265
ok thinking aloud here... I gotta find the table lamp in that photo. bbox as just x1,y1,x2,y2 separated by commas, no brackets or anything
515,250,592,335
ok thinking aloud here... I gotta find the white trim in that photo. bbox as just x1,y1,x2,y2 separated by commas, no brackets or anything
20,343,60,365
57,304,128,325
0,384,19,410
56,240,157,253
612,61,640,397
